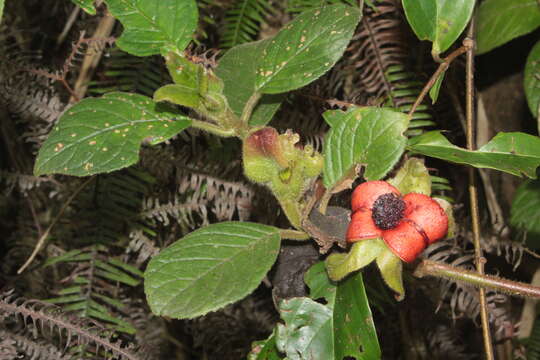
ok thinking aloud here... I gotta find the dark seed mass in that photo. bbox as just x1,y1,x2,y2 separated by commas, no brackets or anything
372,193,405,230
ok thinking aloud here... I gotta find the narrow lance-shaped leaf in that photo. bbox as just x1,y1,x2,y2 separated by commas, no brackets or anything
103,0,198,56
216,39,284,126
402,0,475,56
144,222,281,319
408,131,540,178
255,4,361,94
34,92,191,177
323,107,409,190
525,40,540,127
477,0,540,55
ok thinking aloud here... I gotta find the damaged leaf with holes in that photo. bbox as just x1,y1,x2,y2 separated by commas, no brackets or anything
34,92,191,177
274,262,380,360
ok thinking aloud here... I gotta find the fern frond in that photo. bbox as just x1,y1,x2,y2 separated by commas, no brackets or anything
44,245,143,335
347,1,435,135
87,47,169,97
0,291,143,360
0,329,72,360
221,0,274,49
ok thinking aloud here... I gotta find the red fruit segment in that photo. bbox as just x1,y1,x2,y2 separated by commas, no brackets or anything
351,181,401,213
402,193,448,244
382,221,425,263
346,209,383,242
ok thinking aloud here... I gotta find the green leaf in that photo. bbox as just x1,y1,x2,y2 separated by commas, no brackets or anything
408,131,540,178
511,180,540,248
525,40,540,126
0,0,5,20
70,0,96,15
429,70,446,104
325,239,386,281
154,84,201,109
387,157,431,196
322,107,409,189
402,0,475,56
103,0,198,56
276,298,333,359
477,0,540,55
276,262,380,360
248,330,284,360
255,4,361,94
34,92,190,176
144,222,281,319
216,40,284,126
375,248,404,300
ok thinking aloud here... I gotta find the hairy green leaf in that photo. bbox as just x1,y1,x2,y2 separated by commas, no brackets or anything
408,131,540,178
477,0,540,54
322,107,409,189
70,0,96,15
511,180,540,248
216,40,284,126
103,0,198,56
276,262,380,360
144,222,281,319
402,0,475,56
34,92,190,176
525,40,540,126
255,4,360,94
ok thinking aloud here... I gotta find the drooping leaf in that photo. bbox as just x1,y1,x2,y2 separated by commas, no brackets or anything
375,248,403,300
429,70,446,104
322,107,409,189
34,92,190,176
408,131,540,178
70,0,96,15
402,0,475,56
255,4,361,94
511,180,540,248
144,222,281,319
525,40,540,125
216,40,284,126
103,0,198,56
275,262,380,360
477,0,540,55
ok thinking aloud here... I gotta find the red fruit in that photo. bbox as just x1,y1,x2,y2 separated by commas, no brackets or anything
351,180,401,212
346,181,449,262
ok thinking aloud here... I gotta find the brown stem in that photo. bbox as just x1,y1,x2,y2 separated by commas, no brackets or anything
414,260,540,299
464,17,494,359
17,176,95,274
408,44,471,118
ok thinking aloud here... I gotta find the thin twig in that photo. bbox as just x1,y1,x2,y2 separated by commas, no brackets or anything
17,177,95,274
414,260,540,299
464,18,495,358
408,45,470,118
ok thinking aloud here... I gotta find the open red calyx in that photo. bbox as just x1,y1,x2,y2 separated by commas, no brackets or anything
346,181,448,262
